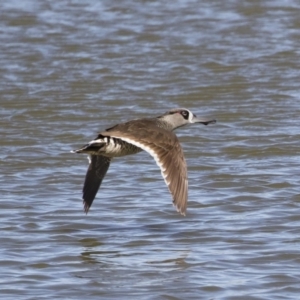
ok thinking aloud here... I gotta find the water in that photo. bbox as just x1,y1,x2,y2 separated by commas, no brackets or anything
1,0,300,299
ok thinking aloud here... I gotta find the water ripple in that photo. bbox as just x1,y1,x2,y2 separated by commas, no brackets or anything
1,0,300,299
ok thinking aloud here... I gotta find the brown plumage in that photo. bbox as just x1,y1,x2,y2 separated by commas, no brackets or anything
101,120,188,215
72,108,216,215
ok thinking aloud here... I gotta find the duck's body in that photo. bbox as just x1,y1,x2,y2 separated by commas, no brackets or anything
72,108,216,215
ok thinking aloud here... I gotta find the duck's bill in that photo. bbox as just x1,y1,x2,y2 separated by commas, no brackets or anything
192,115,217,125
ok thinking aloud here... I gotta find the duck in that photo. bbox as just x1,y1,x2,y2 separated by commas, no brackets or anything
72,108,216,215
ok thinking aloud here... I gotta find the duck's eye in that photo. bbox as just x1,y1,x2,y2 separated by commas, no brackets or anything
181,110,189,119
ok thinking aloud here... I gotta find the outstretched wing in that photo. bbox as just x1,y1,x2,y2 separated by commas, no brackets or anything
82,155,111,213
101,123,188,215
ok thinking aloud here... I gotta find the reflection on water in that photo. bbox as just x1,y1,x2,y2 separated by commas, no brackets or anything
1,0,300,299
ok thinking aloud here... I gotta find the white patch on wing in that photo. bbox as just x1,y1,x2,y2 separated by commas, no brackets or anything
90,138,104,144
89,137,123,155
87,155,92,164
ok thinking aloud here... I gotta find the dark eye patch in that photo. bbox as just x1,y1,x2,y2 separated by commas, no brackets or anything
180,110,189,119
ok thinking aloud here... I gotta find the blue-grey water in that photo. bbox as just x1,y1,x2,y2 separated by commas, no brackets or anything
1,0,300,299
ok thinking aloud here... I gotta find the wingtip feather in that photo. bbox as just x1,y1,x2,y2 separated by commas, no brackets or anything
83,200,90,214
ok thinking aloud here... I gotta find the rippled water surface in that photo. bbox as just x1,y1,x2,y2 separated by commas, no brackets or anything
1,0,300,299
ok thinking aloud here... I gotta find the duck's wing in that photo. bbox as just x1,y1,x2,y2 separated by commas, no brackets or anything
82,155,111,213
101,122,188,215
